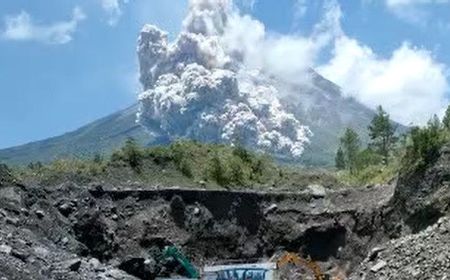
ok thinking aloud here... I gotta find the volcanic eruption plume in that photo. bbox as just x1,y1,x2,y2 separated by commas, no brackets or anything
136,0,312,158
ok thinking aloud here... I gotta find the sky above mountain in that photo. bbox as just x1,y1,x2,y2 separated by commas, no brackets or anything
1,0,449,149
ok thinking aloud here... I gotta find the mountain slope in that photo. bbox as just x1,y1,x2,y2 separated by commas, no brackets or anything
0,72,388,167
284,71,376,165
0,105,151,165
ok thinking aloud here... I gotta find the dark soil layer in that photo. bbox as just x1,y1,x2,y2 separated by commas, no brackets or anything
0,176,395,279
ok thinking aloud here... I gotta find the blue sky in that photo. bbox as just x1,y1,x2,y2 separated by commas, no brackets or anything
1,0,450,149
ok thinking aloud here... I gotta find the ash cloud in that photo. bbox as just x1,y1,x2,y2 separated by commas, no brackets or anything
136,0,312,158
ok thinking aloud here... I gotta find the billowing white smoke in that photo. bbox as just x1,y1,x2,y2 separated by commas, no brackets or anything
137,0,311,158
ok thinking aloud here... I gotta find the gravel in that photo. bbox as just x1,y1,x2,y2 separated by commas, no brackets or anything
351,217,450,280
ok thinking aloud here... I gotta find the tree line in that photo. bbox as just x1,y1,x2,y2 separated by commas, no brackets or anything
336,105,450,174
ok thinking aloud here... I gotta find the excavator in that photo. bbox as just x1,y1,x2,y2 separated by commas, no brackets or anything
160,246,329,280
273,252,328,280
161,246,200,279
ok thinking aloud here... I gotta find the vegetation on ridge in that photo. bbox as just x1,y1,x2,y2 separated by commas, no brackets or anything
14,139,342,190
336,104,450,185
7,105,450,190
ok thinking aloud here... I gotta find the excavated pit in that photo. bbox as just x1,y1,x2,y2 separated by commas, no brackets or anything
0,180,397,279
302,226,347,261
3,147,450,279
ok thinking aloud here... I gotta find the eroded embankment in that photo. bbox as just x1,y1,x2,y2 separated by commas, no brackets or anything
0,180,396,280
349,145,450,279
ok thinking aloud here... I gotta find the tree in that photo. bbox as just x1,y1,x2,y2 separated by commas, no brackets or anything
122,137,143,170
210,153,229,186
405,123,443,169
443,105,450,130
401,114,449,170
335,147,346,170
340,128,361,173
229,157,246,186
28,161,43,170
93,153,103,164
368,105,396,164
429,114,442,131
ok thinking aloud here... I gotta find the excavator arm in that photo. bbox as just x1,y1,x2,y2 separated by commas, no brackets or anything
163,246,200,279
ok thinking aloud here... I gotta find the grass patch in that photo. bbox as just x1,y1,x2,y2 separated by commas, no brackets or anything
336,163,399,186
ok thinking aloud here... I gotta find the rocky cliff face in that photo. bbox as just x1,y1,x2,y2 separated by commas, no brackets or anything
349,144,450,279
390,145,450,234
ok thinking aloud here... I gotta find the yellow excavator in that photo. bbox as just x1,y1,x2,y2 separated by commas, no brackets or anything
272,252,328,280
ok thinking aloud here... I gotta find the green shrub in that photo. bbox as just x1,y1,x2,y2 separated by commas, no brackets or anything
232,145,252,163
335,147,345,170
178,158,193,178
337,163,398,186
145,146,173,166
17,139,281,189
403,118,449,170
229,156,247,186
27,161,43,171
354,148,383,171
93,153,103,164
210,153,229,186
111,138,144,171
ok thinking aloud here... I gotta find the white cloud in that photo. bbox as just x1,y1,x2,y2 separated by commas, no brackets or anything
222,13,320,84
318,37,449,125
2,7,86,44
294,0,308,20
311,0,343,46
291,0,308,30
221,0,342,85
100,0,129,26
387,0,448,6
237,0,258,10
284,0,450,126
384,0,449,25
